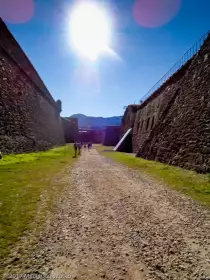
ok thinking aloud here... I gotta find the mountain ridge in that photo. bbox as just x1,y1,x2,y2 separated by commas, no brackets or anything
70,114,122,129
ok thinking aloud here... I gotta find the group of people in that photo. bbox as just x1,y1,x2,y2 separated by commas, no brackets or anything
73,141,92,157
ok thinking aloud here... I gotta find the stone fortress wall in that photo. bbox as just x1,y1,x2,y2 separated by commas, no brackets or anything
121,32,210,173
132,59,192,153
62,117,78,143
0,18,65,153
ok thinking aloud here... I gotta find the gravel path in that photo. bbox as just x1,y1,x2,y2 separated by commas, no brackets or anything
28,149,210,280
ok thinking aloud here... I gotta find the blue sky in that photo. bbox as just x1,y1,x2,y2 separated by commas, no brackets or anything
1,0,210,117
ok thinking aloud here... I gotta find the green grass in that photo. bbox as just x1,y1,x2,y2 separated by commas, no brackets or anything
97,146,210,207
0,145,76,271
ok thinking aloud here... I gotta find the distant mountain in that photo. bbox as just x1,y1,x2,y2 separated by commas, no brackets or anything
70,114,122,129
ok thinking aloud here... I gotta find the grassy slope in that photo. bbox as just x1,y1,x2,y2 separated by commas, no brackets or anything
0,145,76,270
97,146,210,207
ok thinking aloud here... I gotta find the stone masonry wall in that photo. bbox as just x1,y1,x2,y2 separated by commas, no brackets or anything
130,59,192,153
62,117,78,143
138,34,210,173
119,105,139,153
120,105,139,136
0,19,65,153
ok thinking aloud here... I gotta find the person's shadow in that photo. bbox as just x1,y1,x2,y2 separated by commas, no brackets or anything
72,155,77,158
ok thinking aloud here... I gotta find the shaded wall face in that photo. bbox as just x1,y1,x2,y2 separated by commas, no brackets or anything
79,131,92,143
0,24,65,153
119,105,139,153
121,105,139,136
92,130,104,143
79,130,104,143
139,35,210,173
79,132,91,143
103,127,120,146
63,118,78,143
117,132,133,153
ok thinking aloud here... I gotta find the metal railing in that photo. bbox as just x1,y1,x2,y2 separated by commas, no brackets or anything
139,31,210,104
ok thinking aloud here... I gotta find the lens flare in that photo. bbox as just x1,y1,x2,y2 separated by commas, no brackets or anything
133,0,181,28
0,0,34,24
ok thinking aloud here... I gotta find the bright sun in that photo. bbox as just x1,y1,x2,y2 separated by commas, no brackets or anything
69,1,111,60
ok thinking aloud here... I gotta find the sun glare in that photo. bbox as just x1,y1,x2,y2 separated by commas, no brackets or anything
69,1,111,60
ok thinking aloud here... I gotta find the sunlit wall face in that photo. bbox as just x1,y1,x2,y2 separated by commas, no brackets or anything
68,1,112,61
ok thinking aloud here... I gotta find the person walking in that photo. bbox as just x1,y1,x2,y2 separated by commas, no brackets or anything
78,142,82,155
73,141,78,157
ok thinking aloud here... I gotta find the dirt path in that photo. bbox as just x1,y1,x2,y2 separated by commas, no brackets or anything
26,149,210,279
